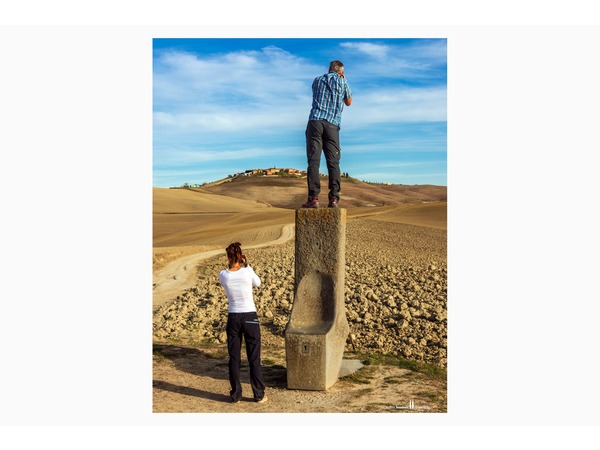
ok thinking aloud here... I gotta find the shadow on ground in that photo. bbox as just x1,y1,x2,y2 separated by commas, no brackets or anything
152,380,232,403
153,343,288,395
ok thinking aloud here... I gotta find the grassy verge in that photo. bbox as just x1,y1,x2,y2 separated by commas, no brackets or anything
359,352,447,382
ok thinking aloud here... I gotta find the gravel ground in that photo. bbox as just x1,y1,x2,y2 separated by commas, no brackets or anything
152,217,447,367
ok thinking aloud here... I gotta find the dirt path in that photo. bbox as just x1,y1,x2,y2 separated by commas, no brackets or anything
152,223,295,307
152,343,447,413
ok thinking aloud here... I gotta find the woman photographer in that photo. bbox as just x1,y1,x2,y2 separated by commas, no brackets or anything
219,242,267,404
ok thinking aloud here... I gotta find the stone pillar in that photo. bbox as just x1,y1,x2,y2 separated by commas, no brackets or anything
285,208,349,390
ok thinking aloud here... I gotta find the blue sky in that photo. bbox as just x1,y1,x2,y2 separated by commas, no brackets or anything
153,38,447,188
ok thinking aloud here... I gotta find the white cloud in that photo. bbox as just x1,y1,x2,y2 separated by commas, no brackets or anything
153,101,309,134
154,87,444,139
344,86,447,127
154,47,319,108
153,46,323,150
340,40,446,82
154,44,446,137
153,145,298,167
340,42,390,59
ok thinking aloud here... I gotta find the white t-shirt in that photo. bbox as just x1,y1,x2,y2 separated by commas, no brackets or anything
219,266,261,313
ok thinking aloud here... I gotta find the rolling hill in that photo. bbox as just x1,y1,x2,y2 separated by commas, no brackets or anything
185,175,447,209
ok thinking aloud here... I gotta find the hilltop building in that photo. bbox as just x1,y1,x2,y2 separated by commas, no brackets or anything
232,167,307,178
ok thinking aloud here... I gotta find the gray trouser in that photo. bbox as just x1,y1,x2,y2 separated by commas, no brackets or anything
305,119,341,200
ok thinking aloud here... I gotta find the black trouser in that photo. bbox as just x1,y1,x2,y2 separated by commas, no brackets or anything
305,119,341,201
226,311,265,401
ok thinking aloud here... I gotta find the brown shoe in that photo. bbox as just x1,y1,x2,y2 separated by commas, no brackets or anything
301,197,319,208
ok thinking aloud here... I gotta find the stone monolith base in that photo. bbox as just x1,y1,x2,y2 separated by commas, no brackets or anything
285,208,349,390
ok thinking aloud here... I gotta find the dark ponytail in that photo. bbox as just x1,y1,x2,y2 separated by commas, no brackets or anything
225,242,247,268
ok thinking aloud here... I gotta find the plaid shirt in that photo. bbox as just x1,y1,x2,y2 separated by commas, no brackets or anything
308,72,352,127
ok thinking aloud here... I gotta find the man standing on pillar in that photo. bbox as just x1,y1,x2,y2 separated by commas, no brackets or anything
301,60,352,209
